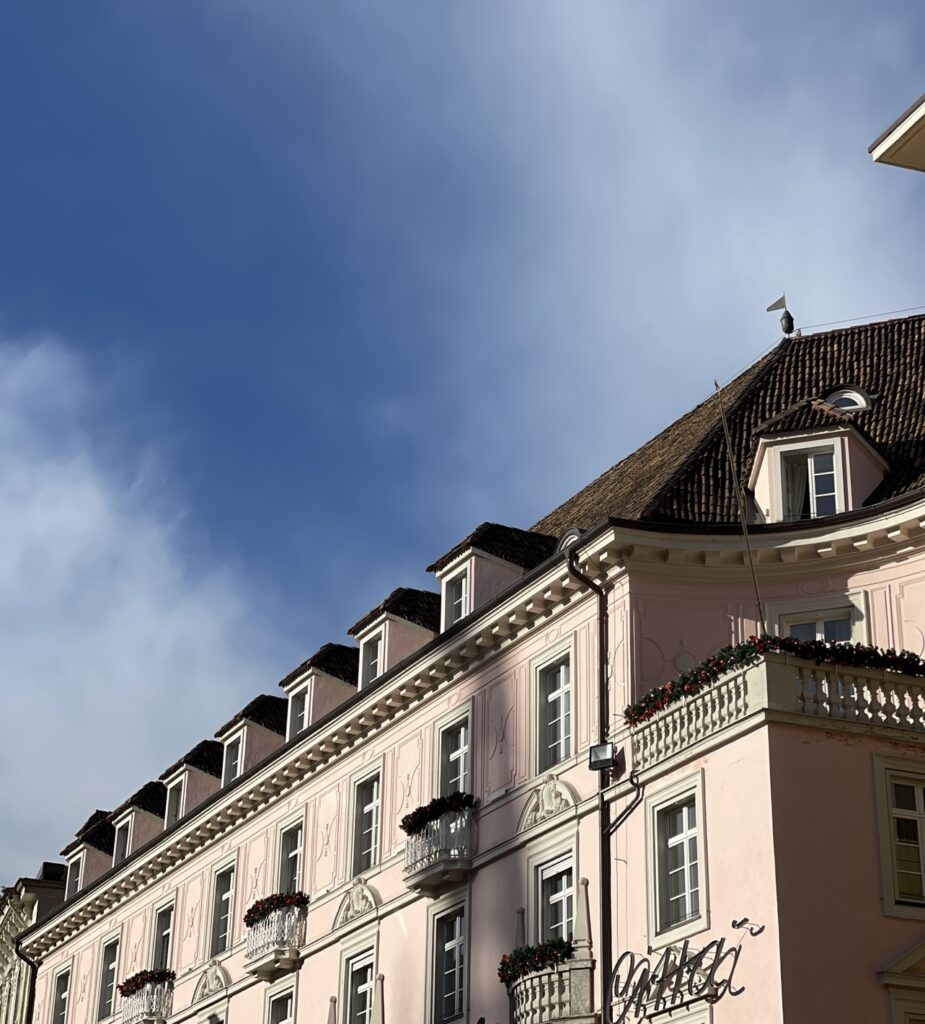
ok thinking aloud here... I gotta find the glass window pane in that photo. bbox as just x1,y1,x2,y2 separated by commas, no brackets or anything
788,621,816,642
823,617,851,642
814,494,836,516
813,452,834,473
893,784,918,810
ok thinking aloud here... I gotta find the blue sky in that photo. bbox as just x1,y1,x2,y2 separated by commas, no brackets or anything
0,1,922,879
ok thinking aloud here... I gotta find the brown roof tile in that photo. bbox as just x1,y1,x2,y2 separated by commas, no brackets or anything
426,522,557,574
348,587,441,637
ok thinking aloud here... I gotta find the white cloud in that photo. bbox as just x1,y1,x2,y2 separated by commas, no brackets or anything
0,337,291,880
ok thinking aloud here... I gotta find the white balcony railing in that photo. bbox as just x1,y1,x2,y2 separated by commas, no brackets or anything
511,965,574,1024
245,904,307,962
121,981,173,1024
632,652,925,773
404,809,473,876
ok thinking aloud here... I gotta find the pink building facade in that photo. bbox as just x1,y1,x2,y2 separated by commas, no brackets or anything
15,314,925,1024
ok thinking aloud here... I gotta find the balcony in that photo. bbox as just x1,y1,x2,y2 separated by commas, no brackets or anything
632,650,925,773
510,960,595,1024
244,904,307,982
403,808,474,895
122,980,173,1024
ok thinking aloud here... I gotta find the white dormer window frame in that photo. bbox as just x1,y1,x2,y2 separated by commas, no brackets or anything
65,852,83,900
112,815,133,867
288,684,310,740
826,387,870,411
442,568,470,630
164,776,185,829
222,730,246,787
771,437,846,523
360,631,383,689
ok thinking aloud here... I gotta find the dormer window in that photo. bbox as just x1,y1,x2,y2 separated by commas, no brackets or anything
112,820,131,866
65,855,82,900
826,388,869,411
361,633,382,688
289,686,309,740
781,447,838,520
443,570,469,629
223,735,243,786
164,779,184,829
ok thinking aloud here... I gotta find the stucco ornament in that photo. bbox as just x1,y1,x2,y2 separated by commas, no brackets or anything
334,879,379,927
192,959,231,1002
518,775,577,832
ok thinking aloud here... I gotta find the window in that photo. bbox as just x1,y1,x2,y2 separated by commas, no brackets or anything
153,905,174,970
433,907,465,1023
781,448,837,520
346,952,375,1024
888,777,925,903
65,857,81,901
656,797,700,932
361,635,382,688
788,613,851,643
222,736,242,786
112,821,130,867
164,780,184,829
353,775,380,874
268,991,294,1024
538,858,574,942
439,719,470,796
52,970,70,1024
538,657,571,772
289,687,309,740
444,571,469,629
97,939,119,1021
826,388,869,411
279,823,303,893
211,866,236,956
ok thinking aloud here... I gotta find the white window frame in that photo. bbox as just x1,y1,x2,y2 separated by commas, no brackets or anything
164,778,185,829
826,387,869,411
537,856,575,943
645,770,709,949
209,858,238,958
769,592,867,645
95,933,120,1022
437,716,471,797
288,686,310,741
222,731,245,787
265,981,296,1024
112,816,133,867
360,633,383,689
533,644,574,775
442,569,470,630
342,949,376,1024
351,770,382,876
429,898,467,1024
875,756,925,920
526,831,579,945
50,963,72,1024
774,438,845,521
277,817,305,894
151,898,176,971
64,853,83,901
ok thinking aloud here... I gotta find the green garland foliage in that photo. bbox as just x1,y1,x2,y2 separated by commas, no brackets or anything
624,634,925,727
117,969,176,998
244,891,310,928
497,938,574,986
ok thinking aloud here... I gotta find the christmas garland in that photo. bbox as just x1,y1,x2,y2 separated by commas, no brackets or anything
117,969,176,998
400,791,478,836
624,634,925,727
244,891,310,928
497,938,574,986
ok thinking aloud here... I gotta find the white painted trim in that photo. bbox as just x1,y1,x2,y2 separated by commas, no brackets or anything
264,974,298,1024
529,634,577,779
338,939,378,1024
431,701,474,799
525,825,579,945
164,777,186,829
93,931,122,1023
441,565,471,631
206,853,239,961
768,591,868,643
274,811,307,894
111,815,134,867
221,729,246,787
644,769,710,950
347,760,385,880
874,754,925,921
149,896,177,973
424,889,469,1024
49,958,73,1024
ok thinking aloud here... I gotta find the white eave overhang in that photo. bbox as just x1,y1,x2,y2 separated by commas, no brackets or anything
870,94,925,172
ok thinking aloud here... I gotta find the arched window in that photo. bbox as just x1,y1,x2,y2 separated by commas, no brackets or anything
826,388,869,411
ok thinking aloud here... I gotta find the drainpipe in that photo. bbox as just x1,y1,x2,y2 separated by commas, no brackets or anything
14,936,39,1024
566,547,613,1024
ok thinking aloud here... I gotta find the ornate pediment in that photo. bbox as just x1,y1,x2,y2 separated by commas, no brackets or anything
192,959,231,1002
517,775,577,833
334,879,380,928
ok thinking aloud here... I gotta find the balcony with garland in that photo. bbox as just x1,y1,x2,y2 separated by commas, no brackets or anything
402,793,476,896
243,893,308,982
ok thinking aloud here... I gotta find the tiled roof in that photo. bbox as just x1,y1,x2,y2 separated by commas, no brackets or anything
278,643,360,689
61,810,115,857
215,694,288,739
112,782,167,820
534,315,925,531
160,740,223,781
348,587,441,637
751,397,859,436
426,522,558,574
37,863,66,883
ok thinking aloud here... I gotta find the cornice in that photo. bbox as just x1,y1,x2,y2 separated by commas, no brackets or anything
21,532,621,959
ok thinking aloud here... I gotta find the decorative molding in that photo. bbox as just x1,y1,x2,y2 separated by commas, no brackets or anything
334,879,379,928
192,959,231,1002
518,775,577,833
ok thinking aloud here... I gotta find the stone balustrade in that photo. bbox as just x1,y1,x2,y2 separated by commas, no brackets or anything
403,809,474,894
244,904,306,981
632,652,925,772
121,980,173,1024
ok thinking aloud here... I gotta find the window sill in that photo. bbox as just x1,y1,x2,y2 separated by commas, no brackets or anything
647,911,710,952
882,898,925,921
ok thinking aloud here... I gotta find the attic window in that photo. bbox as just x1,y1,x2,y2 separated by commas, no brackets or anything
360,633,382,688
781,447,839,520
826,388,869,411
